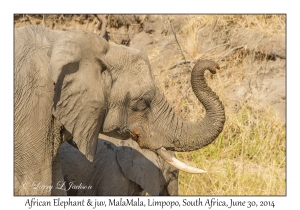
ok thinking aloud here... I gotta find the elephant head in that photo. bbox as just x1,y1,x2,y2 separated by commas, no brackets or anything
101,45,225,172
55,135,178,196
115,136,178,195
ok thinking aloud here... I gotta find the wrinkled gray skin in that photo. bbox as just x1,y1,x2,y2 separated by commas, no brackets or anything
52,135,178,196
14,25,225,195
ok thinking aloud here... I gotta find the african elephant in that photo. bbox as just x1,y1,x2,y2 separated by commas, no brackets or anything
14,25,225,195
52,134,178,196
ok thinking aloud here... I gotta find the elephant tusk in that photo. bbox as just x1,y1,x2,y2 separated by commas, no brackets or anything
156,147,206,174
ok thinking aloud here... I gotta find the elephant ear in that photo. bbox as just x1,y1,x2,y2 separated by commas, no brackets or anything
116,141,162,195
50,31,111,161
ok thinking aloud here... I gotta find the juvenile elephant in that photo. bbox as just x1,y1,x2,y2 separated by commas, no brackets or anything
52,135,178,196
14,25,225,195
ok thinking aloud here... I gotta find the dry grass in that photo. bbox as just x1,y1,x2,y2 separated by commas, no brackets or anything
176,103,285,195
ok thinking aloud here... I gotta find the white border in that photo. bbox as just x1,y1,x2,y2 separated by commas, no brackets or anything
3,0,297,209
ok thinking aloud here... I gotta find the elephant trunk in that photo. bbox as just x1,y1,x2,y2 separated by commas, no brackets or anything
176,60,225,151
151,60,225,153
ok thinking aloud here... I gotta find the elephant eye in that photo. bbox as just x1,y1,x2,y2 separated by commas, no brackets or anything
144,98,151,107
133,98,151,111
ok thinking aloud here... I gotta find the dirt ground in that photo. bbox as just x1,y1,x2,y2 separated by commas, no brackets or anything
14,14,286,122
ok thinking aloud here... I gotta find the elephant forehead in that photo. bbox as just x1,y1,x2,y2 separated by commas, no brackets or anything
127,68,153,90
112,72,154,99
132,58,147,72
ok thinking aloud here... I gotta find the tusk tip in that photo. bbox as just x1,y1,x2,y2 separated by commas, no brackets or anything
194,169,207,174
157,147,208,174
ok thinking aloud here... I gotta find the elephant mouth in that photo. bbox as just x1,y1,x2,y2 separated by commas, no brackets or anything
129,130,140,142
